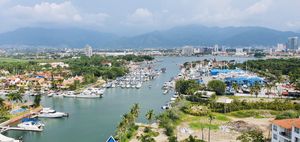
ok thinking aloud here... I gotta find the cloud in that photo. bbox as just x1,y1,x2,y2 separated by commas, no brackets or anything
127,8,154,25
245,0,272,15
0,1,109,32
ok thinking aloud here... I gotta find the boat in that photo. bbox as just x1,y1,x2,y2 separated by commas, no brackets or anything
76,93,102,98
161,103,171,110
38,108,68,118
0,134,21,142
163,90,168,94
172,95,179,98
17,118,44,131
47,93,54,97
63,91,78,98
170,97,177,101
38,112,68,118
136,82,142,89
40,108,55,113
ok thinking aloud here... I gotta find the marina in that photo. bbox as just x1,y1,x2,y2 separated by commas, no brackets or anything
2,56,253,142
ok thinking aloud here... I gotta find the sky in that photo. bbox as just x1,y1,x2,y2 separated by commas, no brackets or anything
0,0,300,35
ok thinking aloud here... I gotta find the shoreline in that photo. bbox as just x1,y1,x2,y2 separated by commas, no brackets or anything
0,106,43,127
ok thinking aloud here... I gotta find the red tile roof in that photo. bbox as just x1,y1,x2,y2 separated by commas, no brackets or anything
272,119,300,129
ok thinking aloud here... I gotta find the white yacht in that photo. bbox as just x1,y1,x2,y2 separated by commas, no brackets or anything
163,90,169,94
38,108,68,118
136,82,142,89
17,118,44,131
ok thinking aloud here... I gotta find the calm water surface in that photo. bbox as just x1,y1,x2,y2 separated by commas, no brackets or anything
5,56,253,142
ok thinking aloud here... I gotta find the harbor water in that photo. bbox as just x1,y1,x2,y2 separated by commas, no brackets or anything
4,56,253,142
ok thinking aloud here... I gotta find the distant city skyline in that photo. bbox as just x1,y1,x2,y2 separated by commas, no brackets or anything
0,0,300,35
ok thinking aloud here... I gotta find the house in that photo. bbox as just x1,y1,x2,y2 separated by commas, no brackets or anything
271,118,300,142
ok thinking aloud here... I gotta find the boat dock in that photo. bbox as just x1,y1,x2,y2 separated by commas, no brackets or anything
0,107,42,127
1,125,43,133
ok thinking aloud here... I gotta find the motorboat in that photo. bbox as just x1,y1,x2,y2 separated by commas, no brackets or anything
0,134,21,142
136,82,142,89
170,97,177,101
38,112,68,118
161,103,171,110
17,118,44,131
38,108,68,118
40,108,55,113
76,93,102,98
163,90,169,94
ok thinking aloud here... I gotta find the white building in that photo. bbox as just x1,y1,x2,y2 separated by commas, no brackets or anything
276,43,286,52
181,46,194,56
271,118,300,142
235,48,247,56
84,45,93,57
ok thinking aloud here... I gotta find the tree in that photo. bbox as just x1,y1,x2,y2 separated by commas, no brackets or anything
237,129,264,142
145,109,155,125
175,80,200,95
182,135,205,142
208,113,215,142
207,80,226,95
6,92,23,103
250,83,261,98
138,134,155,142
232,82,239,93
0,97,4,107
33,95,42,107
295,81,300,91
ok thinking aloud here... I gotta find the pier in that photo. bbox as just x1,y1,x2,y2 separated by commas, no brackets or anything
1,125,43,132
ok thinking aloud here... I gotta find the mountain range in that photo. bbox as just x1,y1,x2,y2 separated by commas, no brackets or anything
0,25,299,48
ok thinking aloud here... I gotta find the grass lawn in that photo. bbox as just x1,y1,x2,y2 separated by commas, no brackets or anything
228,109,279,118
189,122,219,130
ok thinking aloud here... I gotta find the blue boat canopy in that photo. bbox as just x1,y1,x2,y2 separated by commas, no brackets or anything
106,136,117,142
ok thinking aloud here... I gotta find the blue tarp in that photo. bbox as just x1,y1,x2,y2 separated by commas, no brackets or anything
224,76,264,86
210,69,243,75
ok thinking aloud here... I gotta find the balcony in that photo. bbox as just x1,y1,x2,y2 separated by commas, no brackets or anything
279,131,291,140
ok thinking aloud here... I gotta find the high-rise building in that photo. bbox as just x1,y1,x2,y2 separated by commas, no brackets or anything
181,46,194,56
84,44,93,57
287,37,299,50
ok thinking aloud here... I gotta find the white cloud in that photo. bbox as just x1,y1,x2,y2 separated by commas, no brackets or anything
0,1,109,32
246,0,272,15
127,8,154,25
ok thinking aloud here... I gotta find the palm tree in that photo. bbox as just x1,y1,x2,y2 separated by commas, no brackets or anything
7,92,23,103
208,113,215,142
232,82,238,93
33,95,42,107
145,109,155,125
265,83,272,98
0,97,4,107
130,103,140,120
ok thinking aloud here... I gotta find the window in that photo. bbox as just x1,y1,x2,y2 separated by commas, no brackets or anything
295,137,299,142
273,125,278,131
273,134,277,140
295,127,300,134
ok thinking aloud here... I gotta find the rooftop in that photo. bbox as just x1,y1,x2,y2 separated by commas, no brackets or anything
272,118,300,129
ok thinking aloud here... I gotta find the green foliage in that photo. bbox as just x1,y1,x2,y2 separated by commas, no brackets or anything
189,122,218,130
168,136,178,142
207,80,226,95
115,104,140,142
182,135,205,142
157,110,180,139
208,99,300,113
33,95,42,107
175,80,201,95
275,111,300,120
234,58,300,83
181,104,210,116
253,52,266,58
145,109,155,124
237,130,264,142
6,92,23,103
